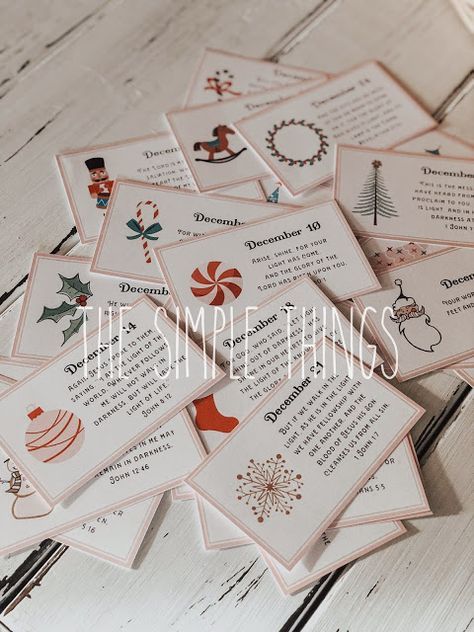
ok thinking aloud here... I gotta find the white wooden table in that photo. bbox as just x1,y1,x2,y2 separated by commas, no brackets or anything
0,2,472,631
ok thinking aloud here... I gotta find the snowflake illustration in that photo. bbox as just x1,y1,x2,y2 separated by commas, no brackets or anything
236,454,303,523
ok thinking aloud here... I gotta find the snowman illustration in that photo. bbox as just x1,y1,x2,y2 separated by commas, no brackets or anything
1,459,52,520
390,278,442,353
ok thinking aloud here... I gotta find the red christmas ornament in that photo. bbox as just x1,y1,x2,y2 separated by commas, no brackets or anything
25,406,85,464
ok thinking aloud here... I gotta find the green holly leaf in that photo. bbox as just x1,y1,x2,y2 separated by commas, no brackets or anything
61,313,85,345
57,273,92,301
37,302,77,324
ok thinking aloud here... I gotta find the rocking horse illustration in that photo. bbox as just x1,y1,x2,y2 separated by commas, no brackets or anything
193,124,247,163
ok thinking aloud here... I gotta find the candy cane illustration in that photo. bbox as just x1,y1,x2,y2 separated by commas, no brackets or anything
126,200,163,264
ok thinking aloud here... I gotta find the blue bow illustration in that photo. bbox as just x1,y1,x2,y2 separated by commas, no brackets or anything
126,218,162,240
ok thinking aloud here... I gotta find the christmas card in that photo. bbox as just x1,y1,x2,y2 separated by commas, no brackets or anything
334,145,474,247
154,202,379,336
57,495,163,568
0,298,222,505
12,253,169,362
91,180,294,284
187,280,429,548
0,408,205,557
262,520,405,595
166,78,326,192
353,248,474,381
184,47,327,106
235,61,435,195
57,133,196,244
187,340,424,569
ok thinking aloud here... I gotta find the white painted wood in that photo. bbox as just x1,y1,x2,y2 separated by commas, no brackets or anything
0,0,472,630
305,392,474,632
1,494,313,632
280,0,473,112
0,0,315,307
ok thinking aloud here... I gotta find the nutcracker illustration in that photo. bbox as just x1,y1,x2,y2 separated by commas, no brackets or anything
85,157,114,209
1,459,52,520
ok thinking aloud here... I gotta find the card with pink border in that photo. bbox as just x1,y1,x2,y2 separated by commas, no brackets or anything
187,340,424,569
358,236,447,274
186,280,429,547
183,48,327,106
0,403,206,557
235,61,435,195
334,145,474,248
91,180,293,284
394,128,474,157
353,248,474,381
0,297,222,505
166,78,326,192
262,520,406,595
0,357,41,382
453,367,474,387
12,253,169,362
56,495,163,567
154,202,380,335
194,434,428,549
56,133,196,244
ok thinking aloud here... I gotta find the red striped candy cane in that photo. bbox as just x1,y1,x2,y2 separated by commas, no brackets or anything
136,200,159,264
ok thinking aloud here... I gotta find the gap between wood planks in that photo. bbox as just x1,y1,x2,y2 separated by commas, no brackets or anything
0,2,473,630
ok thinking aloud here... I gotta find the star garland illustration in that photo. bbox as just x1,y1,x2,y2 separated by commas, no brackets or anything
265,119,328,167
236,453,303,523
37,273,93,345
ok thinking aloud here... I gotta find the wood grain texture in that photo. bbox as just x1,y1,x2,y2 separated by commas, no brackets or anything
0,0,316,308
305,392,474,632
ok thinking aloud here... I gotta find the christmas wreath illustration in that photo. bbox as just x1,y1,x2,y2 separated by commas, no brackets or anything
265,119,328,167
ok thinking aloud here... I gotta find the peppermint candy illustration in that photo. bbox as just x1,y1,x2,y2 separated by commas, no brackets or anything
190,261,243,306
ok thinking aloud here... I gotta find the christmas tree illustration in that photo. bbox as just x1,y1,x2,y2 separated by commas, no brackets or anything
353,160,397,226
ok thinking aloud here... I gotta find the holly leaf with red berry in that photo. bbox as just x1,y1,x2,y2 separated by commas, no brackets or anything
57,273,92,301
37,273,93,343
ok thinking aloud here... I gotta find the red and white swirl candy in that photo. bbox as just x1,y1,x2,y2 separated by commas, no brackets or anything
190,261,243,306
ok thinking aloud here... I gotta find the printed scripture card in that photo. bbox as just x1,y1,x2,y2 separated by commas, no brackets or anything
0,298,222,505
189,280,428,545
334,146,474,248
57,133,196,243
154,202,379,334
187,341,424,569
166,78,326,192
0,409,205,556
196,435,426,549
353,249,474,381
12,253,169,362
91,180,293,284
184,48,327,106
57,495,162,567
262,520,405,595
235,61,435,195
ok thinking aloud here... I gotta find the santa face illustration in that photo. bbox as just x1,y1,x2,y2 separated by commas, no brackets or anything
1,459,52,520
390,279,442,353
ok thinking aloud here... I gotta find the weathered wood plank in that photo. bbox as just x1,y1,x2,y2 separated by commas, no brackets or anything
303,391,474,632
279,0,473,113
0,0,317,309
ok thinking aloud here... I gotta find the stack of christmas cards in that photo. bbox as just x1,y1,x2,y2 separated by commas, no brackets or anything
1,48,471,590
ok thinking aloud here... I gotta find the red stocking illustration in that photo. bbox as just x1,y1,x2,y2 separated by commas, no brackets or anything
193,394,239,433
